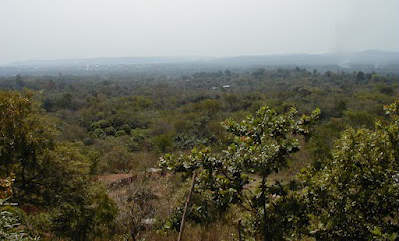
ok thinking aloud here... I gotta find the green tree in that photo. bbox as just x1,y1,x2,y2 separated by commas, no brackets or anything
0,91,55,203
161,105,320,240
222,106,319,241
51,184,118,241
301,101,399,240
0,91,117,240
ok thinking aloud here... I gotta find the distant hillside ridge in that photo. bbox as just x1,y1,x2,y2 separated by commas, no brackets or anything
1,50,398,76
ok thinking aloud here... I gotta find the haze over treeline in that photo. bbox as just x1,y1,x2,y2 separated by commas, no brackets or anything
2,1,399,241
1,0,399,65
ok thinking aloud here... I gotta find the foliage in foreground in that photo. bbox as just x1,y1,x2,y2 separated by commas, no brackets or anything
301,101,399,240
161,105,320,240
1,69,399,240
161,102,399,240
0,91,117,241
0,209,39,241
1,176,38,241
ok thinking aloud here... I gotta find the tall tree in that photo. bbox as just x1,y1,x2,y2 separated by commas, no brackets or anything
302,101,399,240
161,105,320,240
0,91,117,241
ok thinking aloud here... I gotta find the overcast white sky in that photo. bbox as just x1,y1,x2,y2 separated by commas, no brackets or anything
1,0,398,64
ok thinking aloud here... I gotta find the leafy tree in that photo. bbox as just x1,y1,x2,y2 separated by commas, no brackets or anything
161,105,320,240
51,185,118,241
222,106,319,240
153,134,174,153
301,101,399,240
0,91,55,203
0,91,117,240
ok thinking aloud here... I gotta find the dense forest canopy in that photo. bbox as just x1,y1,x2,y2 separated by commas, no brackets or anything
1,65,399,241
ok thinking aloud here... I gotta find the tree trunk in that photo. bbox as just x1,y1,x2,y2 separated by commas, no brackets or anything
130,227,137,241
261,175,269,241
238,219,243,241
177,172,197,241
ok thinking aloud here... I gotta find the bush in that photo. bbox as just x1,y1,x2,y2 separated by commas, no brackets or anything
0,209,39,241
302,101,399,240
51,185,118,241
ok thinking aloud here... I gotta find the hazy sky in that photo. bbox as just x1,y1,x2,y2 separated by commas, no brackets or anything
1,0,399,64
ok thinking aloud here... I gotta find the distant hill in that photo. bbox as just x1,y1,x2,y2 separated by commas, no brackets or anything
215,50,399,67
7,56,213,67
1,50,398,76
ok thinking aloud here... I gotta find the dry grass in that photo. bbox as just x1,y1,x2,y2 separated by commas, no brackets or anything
97,173,133,185
131,151,160,171
100,140,313,241
142,222,237,241
269,139,312,184
99,169,240,241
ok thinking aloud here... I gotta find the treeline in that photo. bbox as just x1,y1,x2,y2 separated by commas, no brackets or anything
0,67,398,240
